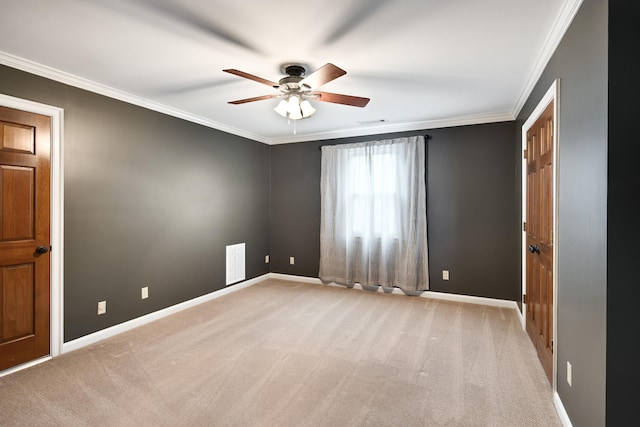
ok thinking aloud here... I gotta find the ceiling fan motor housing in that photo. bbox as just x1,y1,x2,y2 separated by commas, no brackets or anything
277,65,307,90
224,62,369,109
284,65,306,77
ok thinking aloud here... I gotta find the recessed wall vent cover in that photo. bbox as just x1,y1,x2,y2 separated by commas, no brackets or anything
357,119,388,125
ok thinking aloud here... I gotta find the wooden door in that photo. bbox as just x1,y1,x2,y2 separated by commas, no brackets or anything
0,106,51,371
525,101,554,383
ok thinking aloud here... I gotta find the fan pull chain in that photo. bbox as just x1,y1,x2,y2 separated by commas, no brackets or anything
286,118,297,135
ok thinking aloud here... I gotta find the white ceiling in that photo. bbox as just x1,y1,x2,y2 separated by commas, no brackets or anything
0,0,581,144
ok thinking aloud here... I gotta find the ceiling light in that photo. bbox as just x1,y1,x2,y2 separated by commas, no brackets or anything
274,94,316,120
274,100,289,117
288,106,303,120
287,95,300,115
300,100,316,117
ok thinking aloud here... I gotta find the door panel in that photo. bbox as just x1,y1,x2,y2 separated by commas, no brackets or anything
2,121,35,154
1,166,35,240
525,101,554,383
0,107,50,371
1,263,35,343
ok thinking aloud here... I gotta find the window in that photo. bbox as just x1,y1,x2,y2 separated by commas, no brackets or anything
348,152,399,238
319,136,429,291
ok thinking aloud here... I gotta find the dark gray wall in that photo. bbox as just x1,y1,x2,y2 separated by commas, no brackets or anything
270,122,520,301
0,64,271,341
0,2,618,421
607,1,640,425
427,124,519,300
270,139,323,276
515,0,608,425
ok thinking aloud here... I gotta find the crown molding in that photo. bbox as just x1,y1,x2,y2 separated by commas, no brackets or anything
511,0,584,118
0,50,514,145
267,112,515,145
2,0,579,151
0,51,269,144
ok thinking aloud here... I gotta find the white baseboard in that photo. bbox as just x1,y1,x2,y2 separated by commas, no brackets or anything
58,272,519,357
421,290,519,310
62,273,269,354
553,392,573,427
268,273,322,284
515,303,525,330
269,273,519,310
0,356,51,378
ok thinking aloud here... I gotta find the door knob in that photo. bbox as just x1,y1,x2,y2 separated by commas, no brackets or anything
35,245,49,255
528,245,535,253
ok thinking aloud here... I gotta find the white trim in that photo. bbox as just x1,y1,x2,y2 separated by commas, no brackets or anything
512,0,583,117
551,82,560,395
521,79,560,392
514,303,525,326
0,94,64,360
520,106,527,332
0,2,583,146
62,273,269,354
0,50,514,145
4,271,523,375
419,290,519,310
268,112,515,145
269,273,519,310
0,356,51,378
0,52,268,145
268,273,323,284
554,392,574,427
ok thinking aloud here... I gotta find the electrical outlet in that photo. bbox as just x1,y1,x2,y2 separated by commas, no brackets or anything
290,256,295,265
97,300,106,315
265,255,269,264
567,361,573,386
141,286,149,299
442,270,450,281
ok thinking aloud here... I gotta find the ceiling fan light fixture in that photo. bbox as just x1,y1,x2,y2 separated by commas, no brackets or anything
274,99,289,117
288,106,303,121
273,94,315,120
225,63,370,124
300,100,316,117
287,95,300,113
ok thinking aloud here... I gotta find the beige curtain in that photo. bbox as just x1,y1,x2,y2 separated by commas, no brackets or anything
319,136,429,291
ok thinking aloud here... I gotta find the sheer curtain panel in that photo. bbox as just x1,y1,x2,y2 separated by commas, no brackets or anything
319,136,429,292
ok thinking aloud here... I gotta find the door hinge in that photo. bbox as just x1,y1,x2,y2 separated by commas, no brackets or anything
551,339,554,352
523,149,528,159
523,222,526,232
550,231,554,245
523,294,527,304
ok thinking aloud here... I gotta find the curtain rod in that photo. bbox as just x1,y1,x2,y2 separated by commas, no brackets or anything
318,134,432,150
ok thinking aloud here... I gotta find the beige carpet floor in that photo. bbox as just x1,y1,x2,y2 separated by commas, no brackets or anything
0,279,562,426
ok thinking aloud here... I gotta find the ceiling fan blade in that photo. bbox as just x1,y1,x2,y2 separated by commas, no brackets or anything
141,2,261,54
322,0,391,45
314,91,370,107
300,63,346,89
228,94,277,105
223,69,278,87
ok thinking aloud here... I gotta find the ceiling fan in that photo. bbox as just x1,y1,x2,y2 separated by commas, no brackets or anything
223,63,370,120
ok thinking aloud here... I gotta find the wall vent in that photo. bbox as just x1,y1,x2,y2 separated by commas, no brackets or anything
357,119,388,125
226,243,245,285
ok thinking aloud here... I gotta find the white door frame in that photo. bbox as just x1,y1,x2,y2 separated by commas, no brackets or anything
0,93,64,368
520,79,559,391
